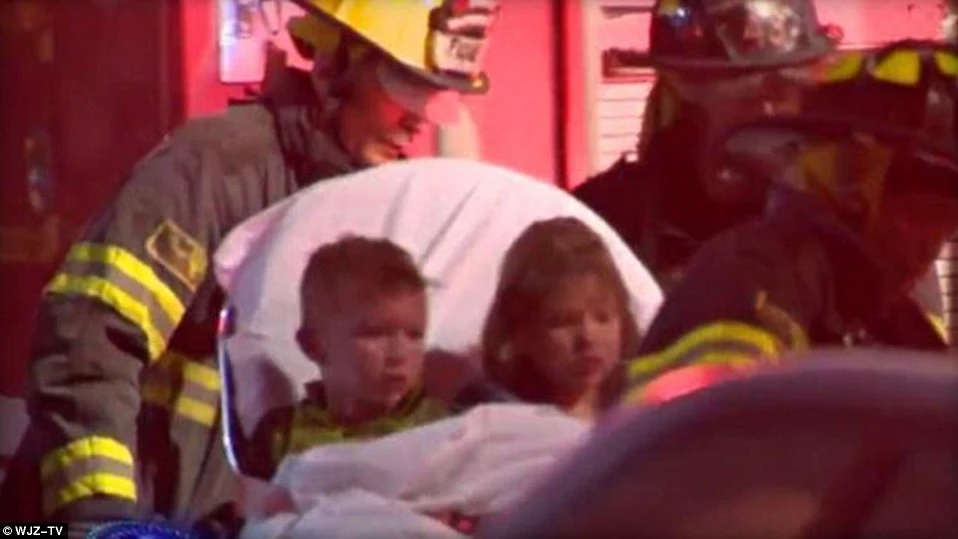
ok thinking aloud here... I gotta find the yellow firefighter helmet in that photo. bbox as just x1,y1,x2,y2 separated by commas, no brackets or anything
287,0,498,94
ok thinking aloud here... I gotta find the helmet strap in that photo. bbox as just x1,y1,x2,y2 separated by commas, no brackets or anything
312,38,375,120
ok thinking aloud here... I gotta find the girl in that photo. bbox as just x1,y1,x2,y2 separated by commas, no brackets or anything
481,217,641,421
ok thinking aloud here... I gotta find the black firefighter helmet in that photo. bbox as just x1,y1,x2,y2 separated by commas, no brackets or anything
648,0,837,73
709,39,958,230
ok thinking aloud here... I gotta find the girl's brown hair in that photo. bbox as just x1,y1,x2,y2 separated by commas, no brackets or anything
481,217,641,410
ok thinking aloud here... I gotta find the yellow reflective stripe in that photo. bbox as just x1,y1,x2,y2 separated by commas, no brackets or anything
52,472,136,509
676,349,761,369
825,48,958,87
40,436,136,514
934,51,958,76
171,396,217,426
871,49,921,86
823,51,865,83
40,436,133,477
142,380,219,427
141,352,220,427
183,360,221,391
281,396,447,459
45,274,167,359
66,243,185,324
927,312,948,343
628,321,782,378
45,243,188,361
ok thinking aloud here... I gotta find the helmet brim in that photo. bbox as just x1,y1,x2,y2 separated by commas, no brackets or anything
715,114,958,202
720,114,958,171
650,35,836,75
288,0,490,95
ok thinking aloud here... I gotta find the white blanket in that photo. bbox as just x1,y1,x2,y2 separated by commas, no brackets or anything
240,404,589,539
213,157,663,437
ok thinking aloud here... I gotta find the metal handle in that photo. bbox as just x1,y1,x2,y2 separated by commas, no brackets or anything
258,0,285,37
216,305,244,473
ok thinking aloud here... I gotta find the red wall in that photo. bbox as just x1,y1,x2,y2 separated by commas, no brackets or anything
460,0,559,182
178,0,560,183
560,1,589,190
179,0,246,117
0,1,177,397
814,0,941,46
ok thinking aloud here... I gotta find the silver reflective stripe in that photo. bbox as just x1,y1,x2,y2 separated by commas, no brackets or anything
58,259,179,338
142,352,220,427
935,234,958,349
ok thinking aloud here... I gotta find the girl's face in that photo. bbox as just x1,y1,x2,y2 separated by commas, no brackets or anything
512,273,624,406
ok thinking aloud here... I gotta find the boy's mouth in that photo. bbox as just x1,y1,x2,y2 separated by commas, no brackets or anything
381,373,411,391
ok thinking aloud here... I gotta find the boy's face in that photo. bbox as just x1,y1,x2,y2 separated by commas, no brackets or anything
304,286,428,421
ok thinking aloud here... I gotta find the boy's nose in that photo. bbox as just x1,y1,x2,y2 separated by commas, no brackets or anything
384,333,419,365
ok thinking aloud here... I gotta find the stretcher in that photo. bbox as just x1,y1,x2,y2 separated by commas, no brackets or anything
212,157,663,473
210,157,663,536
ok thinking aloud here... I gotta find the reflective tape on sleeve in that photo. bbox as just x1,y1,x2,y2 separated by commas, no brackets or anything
40,436,136,515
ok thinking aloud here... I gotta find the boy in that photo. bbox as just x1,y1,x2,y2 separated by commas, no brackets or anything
246,235,447,479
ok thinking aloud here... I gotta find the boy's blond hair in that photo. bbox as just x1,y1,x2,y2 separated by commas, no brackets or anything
300,235,426,331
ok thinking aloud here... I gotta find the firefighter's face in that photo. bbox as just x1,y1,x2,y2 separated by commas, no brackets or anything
338,62,427,166
512,274,622,414
303,286,427,423
865,192,958,290
661,70,805,202
663,70,804,128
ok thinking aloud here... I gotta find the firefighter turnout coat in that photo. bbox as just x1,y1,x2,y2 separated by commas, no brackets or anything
625,194,948,403
0,67,360,532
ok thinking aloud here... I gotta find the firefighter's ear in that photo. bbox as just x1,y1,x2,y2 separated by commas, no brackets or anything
296,327,326,365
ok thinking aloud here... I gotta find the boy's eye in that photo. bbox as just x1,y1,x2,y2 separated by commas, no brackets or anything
354,324,425,341
354,324,390,338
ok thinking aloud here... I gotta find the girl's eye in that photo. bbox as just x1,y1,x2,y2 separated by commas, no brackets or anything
543,312,579,328
593,310,615,324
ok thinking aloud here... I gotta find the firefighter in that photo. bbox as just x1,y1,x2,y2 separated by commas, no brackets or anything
573,0,837,291
624,40,958,401
0,0,498,534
